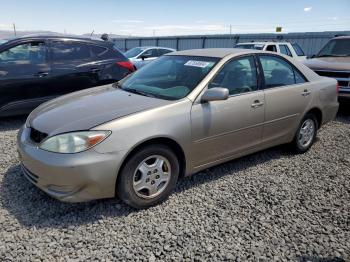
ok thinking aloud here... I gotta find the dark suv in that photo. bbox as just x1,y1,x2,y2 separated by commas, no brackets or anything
0,35,135,117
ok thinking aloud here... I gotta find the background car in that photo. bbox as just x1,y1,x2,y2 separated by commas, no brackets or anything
303,36,350,100
18,48,338,208
0,35,135,117
124,46,176,69
235,42,307,61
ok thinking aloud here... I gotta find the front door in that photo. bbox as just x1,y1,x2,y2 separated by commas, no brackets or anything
0,40,51,115
190,55,265,168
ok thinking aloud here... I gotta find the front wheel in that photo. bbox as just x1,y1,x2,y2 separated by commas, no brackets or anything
117,144,179,209
291,113,318,153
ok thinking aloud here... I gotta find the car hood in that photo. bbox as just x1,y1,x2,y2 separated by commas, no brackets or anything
27,84,172,136
303,57,350,71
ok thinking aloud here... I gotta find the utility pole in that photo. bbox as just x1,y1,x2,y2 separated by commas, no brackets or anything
13,23,17,37
153,29,156,37
229,24,232,45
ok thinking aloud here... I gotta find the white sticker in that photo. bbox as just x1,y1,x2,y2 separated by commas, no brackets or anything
184,60,211,68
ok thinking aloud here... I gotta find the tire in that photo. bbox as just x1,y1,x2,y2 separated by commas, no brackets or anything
291,113,318,154
117,144,179,209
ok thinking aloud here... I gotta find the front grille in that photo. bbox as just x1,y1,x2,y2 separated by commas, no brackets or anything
21,165,39,184
30,128,48,143
314,70,350,89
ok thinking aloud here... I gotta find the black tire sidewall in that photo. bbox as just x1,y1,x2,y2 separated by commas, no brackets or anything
117,144,179,209
293,113,318,153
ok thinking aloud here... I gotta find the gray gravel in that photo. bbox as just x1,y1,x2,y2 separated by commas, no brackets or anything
0,110,349,262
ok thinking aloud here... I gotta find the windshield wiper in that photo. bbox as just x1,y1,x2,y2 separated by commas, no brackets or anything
121,88,156,98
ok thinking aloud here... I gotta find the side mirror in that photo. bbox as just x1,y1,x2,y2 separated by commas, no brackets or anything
201,87,229,103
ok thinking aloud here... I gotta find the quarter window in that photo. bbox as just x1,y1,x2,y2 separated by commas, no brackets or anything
52,42,91,62
0,41,46,64
259,55,306,88
90,45,107,57
209,56,258,95
292,43,305,56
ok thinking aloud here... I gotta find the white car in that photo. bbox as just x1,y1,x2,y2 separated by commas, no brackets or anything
124,46,176,69
235,42,307,61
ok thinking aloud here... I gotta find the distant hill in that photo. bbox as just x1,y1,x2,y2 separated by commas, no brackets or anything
0,30,131,40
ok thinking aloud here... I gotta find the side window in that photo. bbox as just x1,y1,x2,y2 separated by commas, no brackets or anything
141,49,159,58
0,41,46,64
259,55,306,88
158,49,173,56
52,41,91,62
209,56,258,95
90,45,107,57
279,45,292,57
292,43,305,56
266,45,277,52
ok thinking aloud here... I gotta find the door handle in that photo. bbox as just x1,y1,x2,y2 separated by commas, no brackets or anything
251,100,264,108
90,68,100,73
302,89,311,96
34,72,49,78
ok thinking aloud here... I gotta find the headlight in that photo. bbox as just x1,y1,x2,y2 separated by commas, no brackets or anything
39,131,111,153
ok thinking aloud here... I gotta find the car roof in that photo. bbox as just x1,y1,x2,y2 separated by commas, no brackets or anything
167,48,257,58
3,35,113,47
132,46,176,50
237,42,290,45
332,36,350,40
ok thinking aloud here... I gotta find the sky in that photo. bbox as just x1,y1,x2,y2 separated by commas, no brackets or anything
0,0,349,36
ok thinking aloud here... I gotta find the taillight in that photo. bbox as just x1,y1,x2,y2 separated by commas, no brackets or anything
116,61,136,72
336,82,340,93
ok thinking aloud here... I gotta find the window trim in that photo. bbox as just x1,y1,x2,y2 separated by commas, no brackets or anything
206,54,262,98
257,54,309,90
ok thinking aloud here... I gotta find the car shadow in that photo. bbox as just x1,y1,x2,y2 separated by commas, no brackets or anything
0,115,27,132
0,145,291,229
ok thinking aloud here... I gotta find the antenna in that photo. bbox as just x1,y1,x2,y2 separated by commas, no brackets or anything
90,30,95,37
13,23,17,37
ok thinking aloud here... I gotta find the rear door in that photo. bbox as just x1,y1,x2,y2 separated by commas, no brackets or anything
49,40,100,96
0,40,51,114
258,54,311,144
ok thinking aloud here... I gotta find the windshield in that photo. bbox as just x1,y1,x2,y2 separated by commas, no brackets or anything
317,39,350,57
119,55,219,100
124,47,146,58
236,44,264,50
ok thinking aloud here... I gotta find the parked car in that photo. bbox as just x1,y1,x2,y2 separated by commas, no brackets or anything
303,36,350,100
0,35,135,117
235,42,307,61
18,48,338,208
124,46,176,69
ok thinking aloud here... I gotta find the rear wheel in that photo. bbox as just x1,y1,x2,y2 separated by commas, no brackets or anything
117,144,179,209
291,113,318,153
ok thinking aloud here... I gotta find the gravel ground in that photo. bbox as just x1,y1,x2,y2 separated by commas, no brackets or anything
0,109,349,262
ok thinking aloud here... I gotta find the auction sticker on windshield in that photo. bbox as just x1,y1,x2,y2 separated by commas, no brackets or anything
184,60,212,68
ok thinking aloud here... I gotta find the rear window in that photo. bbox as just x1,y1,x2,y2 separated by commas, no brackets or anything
292,43,305,56
236,44,264,50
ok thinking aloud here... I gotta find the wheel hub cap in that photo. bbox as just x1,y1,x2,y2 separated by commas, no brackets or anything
298,119,315,148
132,155,171,199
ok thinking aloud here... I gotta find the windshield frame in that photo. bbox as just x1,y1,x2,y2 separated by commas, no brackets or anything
118,55,220,101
